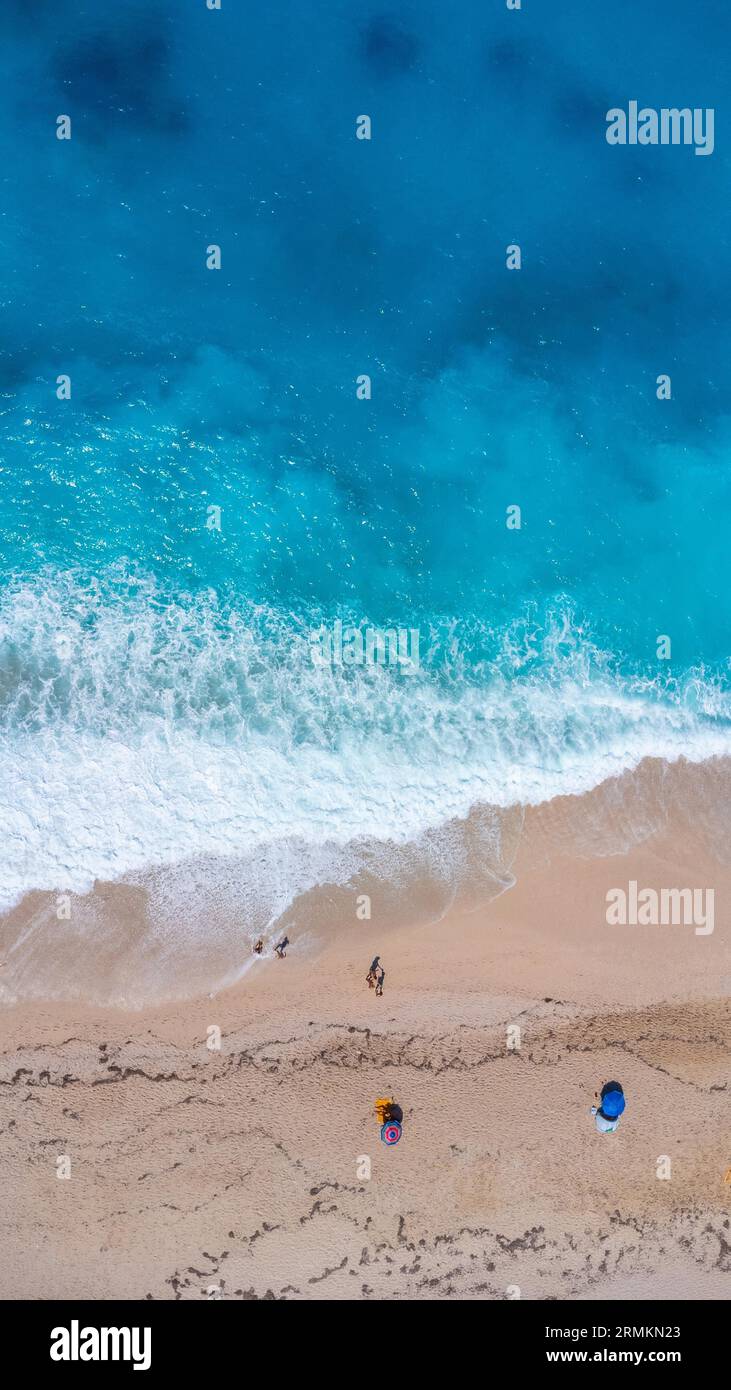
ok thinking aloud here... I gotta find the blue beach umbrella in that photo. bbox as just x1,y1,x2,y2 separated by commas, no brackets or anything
602,1090,625,1118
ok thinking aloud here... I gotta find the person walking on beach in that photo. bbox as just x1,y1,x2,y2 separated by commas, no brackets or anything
374,963,385,997
366,955,381,989
274,936,289,959
591,1080,625,1132
253,938,264,955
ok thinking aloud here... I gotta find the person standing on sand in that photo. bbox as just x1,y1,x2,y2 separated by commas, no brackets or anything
591,1080,625,1132
374,964,385,996
274,936,289,959
366,955,381,988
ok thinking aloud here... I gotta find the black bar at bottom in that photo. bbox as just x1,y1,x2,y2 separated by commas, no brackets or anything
0,1297,717,1375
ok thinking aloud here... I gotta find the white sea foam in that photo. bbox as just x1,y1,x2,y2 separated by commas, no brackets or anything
1,570,730,914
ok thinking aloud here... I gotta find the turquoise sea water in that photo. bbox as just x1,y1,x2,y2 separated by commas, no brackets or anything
0,1,730,925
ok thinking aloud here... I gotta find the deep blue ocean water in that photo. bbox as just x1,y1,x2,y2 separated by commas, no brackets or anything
1,0,730,920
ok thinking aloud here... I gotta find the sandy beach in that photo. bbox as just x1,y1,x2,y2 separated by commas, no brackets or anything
1,760,728,1301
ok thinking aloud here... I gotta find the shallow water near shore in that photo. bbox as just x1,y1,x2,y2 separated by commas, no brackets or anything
2,754,729,1007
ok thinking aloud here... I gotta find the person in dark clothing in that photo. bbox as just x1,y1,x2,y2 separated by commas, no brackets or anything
274,936,289,959
366,955,381,988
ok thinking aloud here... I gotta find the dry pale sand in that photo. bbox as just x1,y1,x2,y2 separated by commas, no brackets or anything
0,768,729,1300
